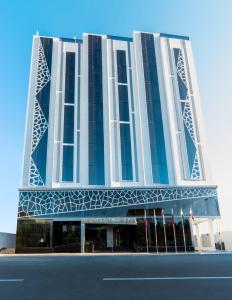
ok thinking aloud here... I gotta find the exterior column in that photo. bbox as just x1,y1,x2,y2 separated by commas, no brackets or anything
81,222,85,253
195,223,202,251
208,219,216,250
189,218,195,249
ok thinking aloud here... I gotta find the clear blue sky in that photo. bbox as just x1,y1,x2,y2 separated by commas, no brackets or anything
0,0,231,233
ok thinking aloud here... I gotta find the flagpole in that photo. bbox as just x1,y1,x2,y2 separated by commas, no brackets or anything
144,209,149,253
181,209,187,253
172,209,177,253
162,209,168,253
153,209,158,254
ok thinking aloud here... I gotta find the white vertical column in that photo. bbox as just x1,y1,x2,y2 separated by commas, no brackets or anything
80,35,89,185
102,35,111,186
47,38,60,187
81,222,85,253
195,222,202,251
21,36,40,187
208,219,216,250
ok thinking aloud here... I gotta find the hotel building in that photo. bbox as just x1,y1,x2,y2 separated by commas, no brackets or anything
16,31,220,253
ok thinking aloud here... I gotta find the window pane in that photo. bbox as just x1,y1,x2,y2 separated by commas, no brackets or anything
62,146,73,181
63,105,74,144
120,123,133,180
65,52,75,104
88,35,105,185
118,85,129,121
116,50,127,83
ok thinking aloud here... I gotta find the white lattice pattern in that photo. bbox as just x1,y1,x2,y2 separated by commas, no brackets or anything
191,153,201,179
29,158,44,186
31,98,48,152
18,187,217,217
182,101,196,145
36,40,51,95
176,50,188,88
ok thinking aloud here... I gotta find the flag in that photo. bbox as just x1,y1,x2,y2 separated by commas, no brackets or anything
144,218,148,227
189,208,194,221
144,209,148,227
154,215,157,226
171,208,175,225
162,208,166,225
180,209,185,225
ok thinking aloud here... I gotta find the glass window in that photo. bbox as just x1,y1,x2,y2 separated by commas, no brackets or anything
62,146,73,181
63,105,74,144
65,52,75,104
120,123,133,180
118,85,130,121
116,50,127,83
16,219,51,248
88,35,105,185
141,33,168,184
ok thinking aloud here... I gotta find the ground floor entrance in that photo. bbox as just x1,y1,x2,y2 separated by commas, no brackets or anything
15,216,194,253
82,217,194,253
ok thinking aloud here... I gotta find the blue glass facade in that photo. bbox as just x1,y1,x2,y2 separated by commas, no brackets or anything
65,52,75,104
63,105,74,144
88,35,105,185
62,146,74,181
116,50,133,180
120,124,133,180
141,33,168,184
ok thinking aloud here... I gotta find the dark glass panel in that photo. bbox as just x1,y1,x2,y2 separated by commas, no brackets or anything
118,85,130,121
31,129,48,184
88,35,105,185
62,146,73,181
16,219,51,248
120,123,133,180
116,50,127,83
63,105,74,144
65,52,75,103
141,33,168,184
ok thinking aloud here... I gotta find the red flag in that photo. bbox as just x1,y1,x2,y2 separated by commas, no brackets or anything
144,218,148,227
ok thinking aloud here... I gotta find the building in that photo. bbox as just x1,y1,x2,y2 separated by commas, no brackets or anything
16,31,220,253
0,232,16,250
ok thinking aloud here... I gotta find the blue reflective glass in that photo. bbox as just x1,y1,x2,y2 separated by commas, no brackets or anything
62,146,73,181
141,33,168,184
116,50,127,83
63,105,74,144
65,52,75,104
118,85,129,121
120,124,133,180
88,35,105,185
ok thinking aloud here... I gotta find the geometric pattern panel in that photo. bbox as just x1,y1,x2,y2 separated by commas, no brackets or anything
31,98,48,152
36,39,51,94
29,158,44,186
18,187,217,218
174,48,201,180
29,38,52,186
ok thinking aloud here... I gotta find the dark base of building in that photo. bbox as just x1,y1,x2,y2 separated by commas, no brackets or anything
16,186,219,253
16,219,194,254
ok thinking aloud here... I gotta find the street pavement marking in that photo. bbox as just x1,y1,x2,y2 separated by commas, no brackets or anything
103,276,232,281
0,279,24,282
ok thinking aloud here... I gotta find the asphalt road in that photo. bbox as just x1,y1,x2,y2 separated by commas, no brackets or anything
0,253,232,300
